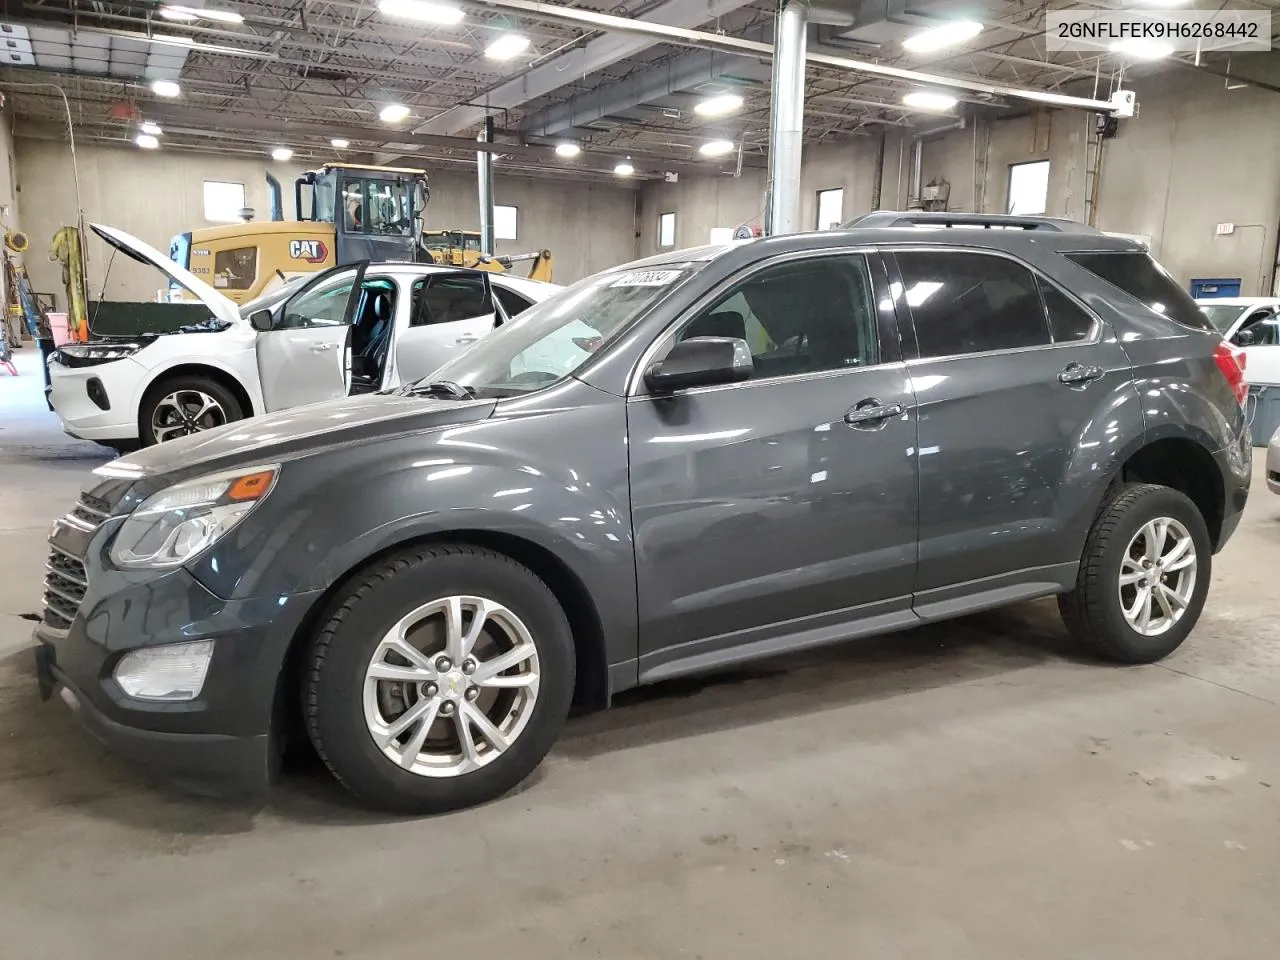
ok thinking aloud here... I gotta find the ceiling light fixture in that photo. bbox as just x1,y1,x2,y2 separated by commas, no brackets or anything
698,139,736,157
151,79,181,97
272,147,293,161
1110,38,1173,60
139,121,163,136
379,103,410,123
160,5,245,23
614,159,634,176
485,33,530,60
902,90,958,111
555,142,581,157
903,20,983,53
694,93,744,117
135,133,160,149
330,138,350,149
377,0,464,25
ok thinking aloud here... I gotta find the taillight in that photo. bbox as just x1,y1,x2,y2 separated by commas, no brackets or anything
1214,340,1248,407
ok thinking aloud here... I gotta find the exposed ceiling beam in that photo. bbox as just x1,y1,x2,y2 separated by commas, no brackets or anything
464,0,1124,113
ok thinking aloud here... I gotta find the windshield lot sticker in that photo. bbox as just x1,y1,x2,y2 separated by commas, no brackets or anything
611,270,683,287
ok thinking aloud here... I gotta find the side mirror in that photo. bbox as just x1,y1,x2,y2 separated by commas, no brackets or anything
249,309,273,332
1234,329,1257,347
644,336,753,393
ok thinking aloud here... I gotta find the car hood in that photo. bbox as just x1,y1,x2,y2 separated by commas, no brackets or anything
89,222,243,328
98,393,497,481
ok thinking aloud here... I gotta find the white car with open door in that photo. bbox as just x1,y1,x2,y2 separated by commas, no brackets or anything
1196,296,1280,383
47,223,559,450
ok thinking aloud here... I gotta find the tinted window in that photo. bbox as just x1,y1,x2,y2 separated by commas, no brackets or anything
413,275,492,326
280,269,359,329
1037,276,1095,342
213,245,256,291
676,254,878,380
493,285,534,318
896,251,1050,357
1068,252,1213,332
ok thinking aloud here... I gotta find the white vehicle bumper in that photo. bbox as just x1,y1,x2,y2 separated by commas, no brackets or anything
48,355,145,442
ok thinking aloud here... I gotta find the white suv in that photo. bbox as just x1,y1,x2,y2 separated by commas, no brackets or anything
49,224,559,450
1196,296,1280,383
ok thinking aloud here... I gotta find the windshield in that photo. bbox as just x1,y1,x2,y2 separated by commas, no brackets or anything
428,264,698,396
1198,304,1246,334
239,275,308,318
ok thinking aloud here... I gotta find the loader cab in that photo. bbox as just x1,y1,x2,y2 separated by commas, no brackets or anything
296,163,428,266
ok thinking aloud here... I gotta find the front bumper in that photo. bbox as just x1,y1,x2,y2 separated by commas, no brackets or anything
1267,433,1280,494
48,355,145,441
34,561,323,797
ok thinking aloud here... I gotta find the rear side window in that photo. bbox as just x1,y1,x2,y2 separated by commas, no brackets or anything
1067,252,1213,331
1036,276,1095,342
493,285,534,318
895,250,1050,357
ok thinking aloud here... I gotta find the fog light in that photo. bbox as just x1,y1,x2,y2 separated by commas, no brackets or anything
114,639,214,701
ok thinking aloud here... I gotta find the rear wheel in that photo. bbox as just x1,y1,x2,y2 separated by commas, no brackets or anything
1059,483,1211,663
304,545,574,814
139,374,243,446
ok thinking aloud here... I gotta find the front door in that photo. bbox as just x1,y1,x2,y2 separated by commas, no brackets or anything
394,272,497,383
886,248,1134,610
256,262,367,410
628,251,919,679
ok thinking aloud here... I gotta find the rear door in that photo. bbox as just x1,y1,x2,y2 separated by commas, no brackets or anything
886,247,1133,612
394,271,497,382
255,262,367,410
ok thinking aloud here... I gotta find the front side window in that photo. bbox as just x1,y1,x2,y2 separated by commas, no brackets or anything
430,264,698,396
362,180,412,236
1238,311,1280,346
896,250,1050,358
1068,251,1213,332
280,268,361,329
212,246,257,291
675,254,878,380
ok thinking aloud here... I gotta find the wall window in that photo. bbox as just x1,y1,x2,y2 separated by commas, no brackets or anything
659,212,676,248
816,188,844,230
495,204,518,241
203,180,245,223
1006,160,1049,216
675,254,878,379
895,250,1051,357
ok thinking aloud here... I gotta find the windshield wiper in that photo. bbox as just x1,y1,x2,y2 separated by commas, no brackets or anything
396,379,475,400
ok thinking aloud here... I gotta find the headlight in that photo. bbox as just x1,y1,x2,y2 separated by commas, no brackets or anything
55,341,146,366
110,464,278,569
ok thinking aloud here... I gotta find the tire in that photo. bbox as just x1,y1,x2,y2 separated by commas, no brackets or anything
139,374,243,446
1059,483,1212,664
304,544,575,814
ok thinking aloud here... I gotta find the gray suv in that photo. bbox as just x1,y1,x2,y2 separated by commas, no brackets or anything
34,212,1251,813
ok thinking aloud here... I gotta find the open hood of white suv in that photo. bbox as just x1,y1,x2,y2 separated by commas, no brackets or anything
89,222,242,328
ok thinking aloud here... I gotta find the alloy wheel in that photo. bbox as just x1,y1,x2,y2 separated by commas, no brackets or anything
1118,516,1198,637
152,389,228,442
362,595,541,777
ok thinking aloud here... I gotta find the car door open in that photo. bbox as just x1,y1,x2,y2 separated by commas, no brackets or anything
254,262,368,411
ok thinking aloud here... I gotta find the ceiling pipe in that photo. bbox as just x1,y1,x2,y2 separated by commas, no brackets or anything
464,0,1124,112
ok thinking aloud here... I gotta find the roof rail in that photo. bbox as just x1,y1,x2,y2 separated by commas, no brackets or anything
842,211,1102,234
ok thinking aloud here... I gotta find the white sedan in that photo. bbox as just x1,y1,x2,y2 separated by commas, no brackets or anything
49,224,559,449
1196,296,1280,383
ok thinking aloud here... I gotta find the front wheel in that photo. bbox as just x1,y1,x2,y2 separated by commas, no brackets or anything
1059,483,1212,663
305,545,575,814
139,374,243,446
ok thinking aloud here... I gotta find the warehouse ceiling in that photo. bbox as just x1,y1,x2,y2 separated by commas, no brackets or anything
0,0,1278,181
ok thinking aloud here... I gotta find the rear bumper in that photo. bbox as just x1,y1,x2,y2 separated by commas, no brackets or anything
35,643,271,796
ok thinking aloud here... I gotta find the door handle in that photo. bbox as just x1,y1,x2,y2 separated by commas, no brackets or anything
844,399,904,428
455,335,479,345
1058,362,1104,385
309,341,338,353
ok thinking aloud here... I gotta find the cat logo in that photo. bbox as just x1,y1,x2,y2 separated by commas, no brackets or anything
288,239,328,263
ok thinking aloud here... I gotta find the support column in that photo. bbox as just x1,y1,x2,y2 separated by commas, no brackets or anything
477,115,496,256
764,0,807,236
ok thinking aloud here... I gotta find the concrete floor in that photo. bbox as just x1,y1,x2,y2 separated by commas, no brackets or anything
2,342,1278,958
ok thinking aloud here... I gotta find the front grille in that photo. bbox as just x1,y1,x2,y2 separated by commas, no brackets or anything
42,493,110,631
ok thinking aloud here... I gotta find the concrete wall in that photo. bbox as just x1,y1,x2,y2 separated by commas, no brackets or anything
14,139,639,303
639,65,1280,295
